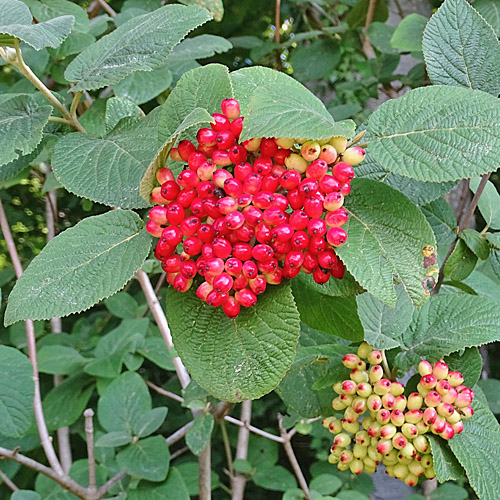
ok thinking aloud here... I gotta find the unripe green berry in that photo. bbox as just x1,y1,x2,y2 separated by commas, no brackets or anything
342,420,360,434
400,442,416,459
328,419,343,434
363,456,377,469
357,342,372,359
344,406,358,423
340,449,354,464
329,136,348,154
349,458,364,475
418,360,433,376
352,396,367,414
374,379,392,395
413,435,429,454
401,423,418,439
367,350,382,365
350,369,369,384
300,141,321,161
331,397,346,411
404,472,418,487
355,430,370,446
393,463,409,480
332,382,343,395
424,466,436,479
394,395,407,411
328,453,340,464
333,432,351,447
421,454,433,469
390,381,405,396
276,137,295,149
342,146,365,166
353,443,368,459
407,392,423,410
380,424,397,439
337,461,350,471
284,153,307,173
433,360,449,380
357,382,373,398
383,449,399,465
392,432,407,450
408,461,425,477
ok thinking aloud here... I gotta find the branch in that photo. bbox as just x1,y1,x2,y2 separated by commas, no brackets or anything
432,172,491,294
275,0,281,71
231,400,252,500
224,416,284,443
278,415,311,500
83,410,97,494
199,439,211,500
96,0,117,17
361,0,377,59
146,380,184,403
94,471,127,499
0,469,19,492
220,420,234,477
166,421,194,446
0,199,63,476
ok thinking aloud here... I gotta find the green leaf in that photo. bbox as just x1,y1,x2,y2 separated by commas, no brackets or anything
421,198,457,246
355,154,456,206
444,239,477,281
428,435,463,483
4,210,151,325
430,483,468,500
0,151,35,185
0,346,34,438
423,0,500,95
176,462,219,496
178,0,224,21
133,407,168,438
0,0,74,50
94,431,133,448
42,373,94,431
117,435,170,482
0,94,52,167
11,491,41,500
53,111,162,209
396,294,500,371
473,0,500,36
309,474,342,496
390,14,427,52
292,282,364,342
356,286,414,350
185,413,214,456
367,22,398,54
65,5,211,91
444,347,482,387
449,388,500,500
477,379,500,413
460,229,490,259
346,0,388,28
141,107,214,203
114,65,172,105
24,0,89,32
37,345,88,375
231,66,355,142
289,39,340,82
367,86,500,182
127,467,190,500
105,97,142,132
470,177,500,230
97,371,151,434
336,179,436,307
294,270,364,298
104,292,140,319
137,337,175,371
253,465,296,491
167,282,300,402
168,34,232,62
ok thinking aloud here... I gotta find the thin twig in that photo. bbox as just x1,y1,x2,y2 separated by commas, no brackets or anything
287,416,322,440
96,0,117,16
0,469,19,492
0,199,64,476
220,420,234,476
224,415,284,443
454,179,471,223
84,410,97,493
170,446,189,461
310,1,337,25
94,471,127,498
70,91,83,118
381,350,392,380
136,269,191,390
166,421,194,446
146,380,184,403
231,400,252,500
275,0,282,71
362,0,377,59
199,439,211,500
393,0,405,18
278,415,311,500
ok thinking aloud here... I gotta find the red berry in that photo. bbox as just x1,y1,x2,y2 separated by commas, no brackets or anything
332,162,355,183
177,189,197,208
307,218,327,236
235,288,257,307
177,140,196,161
234,162,253,181
212,149,232,166
188,152,207,171
325,208,348,227
183,236,202,256
161,181,180,201
229,116,244,137
156,167,175,184
304,197,323,218
213,272,233,293
197,128,217,146
233,243,253,261
253,156,273,176
224,178,243,198
243,173,262,194
319,175,341,194
223,296,241,318
225,257,243,276
326,227,347,247
252,244,274,262
162,226,183,246
180,216,201,237
210,113,230,132
242,260,258,279
221,98,240,120
229,145,247,164
259,138,278,157
249,275,267,295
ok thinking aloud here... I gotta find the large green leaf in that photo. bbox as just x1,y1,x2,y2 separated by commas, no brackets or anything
0,94,52,167
0,149,38,185
421,198,457,246
427,435,463,483
4,210,151,325
367,86,500,182
168,34,232,62
53,111,162,209
443,239,477,281
289,39,340,82
65,5,211,91
231,66,355,141
253,465,297,492
97,371,151,434
185,413,214,456
292,281,364,341
356,286,414,350
470,177,500,230
167,282,300,402
128,468,190,500
37,345,88,375
423,0,500,95
449,388,500,500
23,0,89,32
396,294,500,371
0,0,74,50
390,14,427,52
117,435,170,482
473,0,500,36
335,179,436,307
0,346,34,438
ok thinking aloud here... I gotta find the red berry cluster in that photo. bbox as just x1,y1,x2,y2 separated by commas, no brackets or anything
145,98,366,317
324,343,474,484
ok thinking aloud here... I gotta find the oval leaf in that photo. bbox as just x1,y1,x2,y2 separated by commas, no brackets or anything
167,282,300,402
4,210,151,325
367,86,500,182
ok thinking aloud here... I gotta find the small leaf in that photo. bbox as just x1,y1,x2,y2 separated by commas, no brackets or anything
390,14,427,52
336,179,436,307
0,346,34,438
117,435,170,482
421,198,457,246
167,282,300,402
11,492,41,500
367,22,398,54
185,413,214,456
289,39,340,82
460,229,490,260
396,294,500,371
449,387,500,500
0,0,74,50
444,239,477,281
137,337,175,371
430,483,468,500
470,177,500,230
168,34,232,61
367,86,500,182
95,431,133,448
356,286,414,350
97,371,151,434
477,379,500,413
133,407,168,438
427,435,463,483
423,0,500,95
127,467,190,500
65,5,212,91
253,465,296,491
231,66,355,142
4,210,151,325
0,94,52,167
309,474,342,496
105,97,142,132
37,345,88,375
104,292,140,319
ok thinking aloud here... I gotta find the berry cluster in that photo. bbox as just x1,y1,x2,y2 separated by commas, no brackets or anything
145,98,366,317
323,343,474,485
